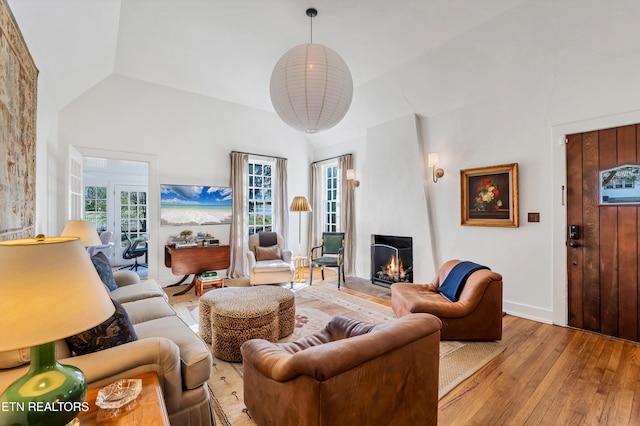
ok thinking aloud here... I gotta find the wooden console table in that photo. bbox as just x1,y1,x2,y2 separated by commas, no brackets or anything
164,244,230,295
78,371,169,425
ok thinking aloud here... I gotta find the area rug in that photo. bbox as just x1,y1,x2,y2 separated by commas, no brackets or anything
169,283,505,426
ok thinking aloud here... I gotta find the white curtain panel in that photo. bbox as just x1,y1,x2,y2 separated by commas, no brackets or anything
308,162,323,256
228,152,249,278
338,154,356,276
273,158,289,248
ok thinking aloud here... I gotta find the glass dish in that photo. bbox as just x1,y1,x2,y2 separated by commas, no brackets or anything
95,378,142,409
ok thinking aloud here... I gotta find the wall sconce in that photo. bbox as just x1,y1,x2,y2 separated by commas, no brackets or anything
428,153,445,183
346,169,360,187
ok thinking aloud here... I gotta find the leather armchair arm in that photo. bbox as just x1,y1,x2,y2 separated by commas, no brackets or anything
241,314,441,382
281,249,293,263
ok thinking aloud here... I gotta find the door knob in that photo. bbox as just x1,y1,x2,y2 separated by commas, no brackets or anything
569,241,579,248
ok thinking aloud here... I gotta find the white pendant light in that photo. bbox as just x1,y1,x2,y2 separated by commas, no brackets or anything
270,8,353,134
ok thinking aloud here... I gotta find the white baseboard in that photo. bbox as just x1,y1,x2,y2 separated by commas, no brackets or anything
503,300,553,325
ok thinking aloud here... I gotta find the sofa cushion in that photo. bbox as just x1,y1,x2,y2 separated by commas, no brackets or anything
0,341,71,369
91,252,117,291
255,245,281,261
123,297,177,324
0,348,30,369
254,259,294,273
110,279,166,303
134,316,212,390
65,300,138,355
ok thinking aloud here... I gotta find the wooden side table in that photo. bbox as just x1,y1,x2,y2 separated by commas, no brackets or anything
78,371,170,425
195,274,225,296
293,256,308,283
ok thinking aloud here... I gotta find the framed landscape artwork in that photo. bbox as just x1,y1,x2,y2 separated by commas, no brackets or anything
161,185,233,226
461,163,519,227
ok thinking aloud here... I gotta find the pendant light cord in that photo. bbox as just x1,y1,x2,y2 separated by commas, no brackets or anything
306,8,317,44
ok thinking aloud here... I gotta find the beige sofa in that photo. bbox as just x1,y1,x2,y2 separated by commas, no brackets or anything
0,271,214,426
246,232,294,285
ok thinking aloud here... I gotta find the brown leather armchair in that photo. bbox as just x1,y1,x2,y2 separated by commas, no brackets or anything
240,314,442,426
391,259,503,341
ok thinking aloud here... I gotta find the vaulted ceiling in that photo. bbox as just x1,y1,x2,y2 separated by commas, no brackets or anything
8,0,527,143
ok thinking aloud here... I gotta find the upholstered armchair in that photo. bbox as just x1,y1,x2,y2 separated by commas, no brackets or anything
246,231,294,286
240,314,442,426
391,259,503,341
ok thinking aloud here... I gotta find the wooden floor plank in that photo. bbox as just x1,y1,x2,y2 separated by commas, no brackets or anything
439,316,640,425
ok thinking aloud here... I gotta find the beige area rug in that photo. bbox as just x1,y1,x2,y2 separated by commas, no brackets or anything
168,281,505,426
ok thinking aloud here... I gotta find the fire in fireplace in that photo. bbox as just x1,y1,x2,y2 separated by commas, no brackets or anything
371,235,413,287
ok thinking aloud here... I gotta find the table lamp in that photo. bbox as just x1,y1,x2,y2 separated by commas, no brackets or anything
0,236,115,426
290,196,312,256
60,220,102,247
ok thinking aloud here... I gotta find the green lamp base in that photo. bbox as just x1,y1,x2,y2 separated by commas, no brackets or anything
0,342,87,426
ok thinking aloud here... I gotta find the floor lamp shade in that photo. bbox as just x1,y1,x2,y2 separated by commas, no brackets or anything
0,237,114,425
270,43,353,134
290,196,312,213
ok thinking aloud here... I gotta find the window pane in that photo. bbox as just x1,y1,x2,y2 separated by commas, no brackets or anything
264,165,272,176
255,164,262,175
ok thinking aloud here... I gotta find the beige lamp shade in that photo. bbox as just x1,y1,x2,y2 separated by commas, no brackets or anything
0,237,115,351
61,219,101,247
270,43,353,134
290,196,312,212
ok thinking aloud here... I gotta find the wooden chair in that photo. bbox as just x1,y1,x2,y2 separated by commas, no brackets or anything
309,232,345,288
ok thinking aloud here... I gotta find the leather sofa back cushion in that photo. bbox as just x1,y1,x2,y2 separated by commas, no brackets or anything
255,245,281,261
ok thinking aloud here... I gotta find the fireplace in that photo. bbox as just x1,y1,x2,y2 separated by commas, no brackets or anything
371,234,413,287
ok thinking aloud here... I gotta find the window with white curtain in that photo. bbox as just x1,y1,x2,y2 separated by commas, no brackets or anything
323,163,341,232
247,159,274,236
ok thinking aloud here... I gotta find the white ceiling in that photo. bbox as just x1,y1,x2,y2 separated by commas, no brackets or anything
8,0,526,143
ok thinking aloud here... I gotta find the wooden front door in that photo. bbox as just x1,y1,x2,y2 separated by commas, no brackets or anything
566,125,640,341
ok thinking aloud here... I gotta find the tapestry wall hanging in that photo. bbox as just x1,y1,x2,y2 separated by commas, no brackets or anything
0,0,38,241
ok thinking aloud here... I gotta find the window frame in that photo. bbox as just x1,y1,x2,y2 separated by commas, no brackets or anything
322,163,340,232
247,158,275,236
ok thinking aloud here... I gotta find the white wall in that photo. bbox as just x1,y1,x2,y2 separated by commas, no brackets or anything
59,75,310,285
312,0,640,325
39,0,640,325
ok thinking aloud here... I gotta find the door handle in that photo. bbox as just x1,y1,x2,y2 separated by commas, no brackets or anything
569,241,579,248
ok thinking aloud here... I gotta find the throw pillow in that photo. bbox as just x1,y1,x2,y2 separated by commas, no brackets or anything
65,300,137,355
91,252,117,291
255,245,281,261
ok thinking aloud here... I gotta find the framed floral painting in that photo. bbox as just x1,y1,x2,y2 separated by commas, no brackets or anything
460,163,519,227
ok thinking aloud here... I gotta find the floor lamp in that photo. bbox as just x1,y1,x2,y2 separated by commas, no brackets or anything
290,196,312,257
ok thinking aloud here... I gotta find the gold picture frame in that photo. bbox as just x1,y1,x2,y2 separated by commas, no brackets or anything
461,163,519,227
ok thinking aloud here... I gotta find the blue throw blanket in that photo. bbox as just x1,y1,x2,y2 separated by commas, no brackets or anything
438,261,489,302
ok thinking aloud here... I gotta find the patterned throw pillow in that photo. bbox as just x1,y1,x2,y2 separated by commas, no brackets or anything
255,245,281,261
65,300,138,355
91,252,117,291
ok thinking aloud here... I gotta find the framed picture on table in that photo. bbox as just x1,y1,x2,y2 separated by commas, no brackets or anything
461,163,519,227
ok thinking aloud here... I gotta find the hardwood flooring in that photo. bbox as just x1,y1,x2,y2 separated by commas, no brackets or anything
439,315,640,425
318,275,640,425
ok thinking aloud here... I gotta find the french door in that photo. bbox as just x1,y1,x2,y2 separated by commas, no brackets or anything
114,185,148,266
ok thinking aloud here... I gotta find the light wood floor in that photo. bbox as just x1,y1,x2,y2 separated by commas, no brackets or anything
317,277,640,425
441,315,640,425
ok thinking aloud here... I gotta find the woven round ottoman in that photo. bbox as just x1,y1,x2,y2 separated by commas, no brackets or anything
198,286,295,362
